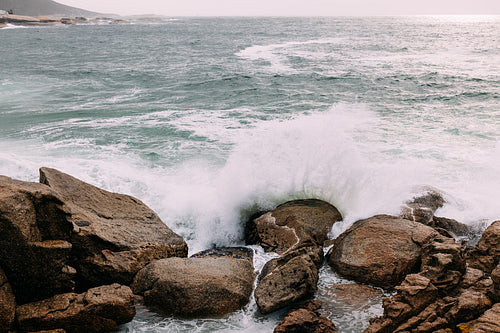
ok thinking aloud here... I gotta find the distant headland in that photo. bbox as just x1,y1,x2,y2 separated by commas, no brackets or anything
0,0,99,17
0,0,133,27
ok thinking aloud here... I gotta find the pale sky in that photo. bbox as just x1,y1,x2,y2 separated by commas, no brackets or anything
55,0,500,16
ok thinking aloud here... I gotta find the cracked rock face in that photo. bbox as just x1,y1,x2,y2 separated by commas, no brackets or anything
327,215,439,288
0,176,75,304
246,199,342,254
39,167,188,288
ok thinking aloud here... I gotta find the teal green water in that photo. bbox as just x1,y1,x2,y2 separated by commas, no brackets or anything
1,16,500,332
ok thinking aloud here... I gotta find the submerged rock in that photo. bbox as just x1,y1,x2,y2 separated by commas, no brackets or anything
131,256,256,317
16,284,135,333
255,245,323,314
246,199,342,254
400,190,445,224
39,167,188,288
327,215,439,288
191,246,253,262
0,176,75,304
325,284,383,307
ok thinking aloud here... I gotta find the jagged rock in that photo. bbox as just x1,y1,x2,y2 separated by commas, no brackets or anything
467,220,500,274
39,167,188,288
366,255,492,332
131,256,256,317
0,176,75,304
255,245,323,314
191,246,253,262
400,190,445,224
419,236,466,293
327,215,439,288
274,301,337,333
365,274,439,333
449,285,493,324
392,297,456,332
16,284,135,333
0,268,15,333
246,199,342,254
468,303,500,333
461,267,486,289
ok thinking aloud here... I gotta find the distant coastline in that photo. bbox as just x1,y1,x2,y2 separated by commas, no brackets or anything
0,13,129,27
0,0,100,17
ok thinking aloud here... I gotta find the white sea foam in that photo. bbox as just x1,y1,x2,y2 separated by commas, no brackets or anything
236,38,344,74
0,24,31,30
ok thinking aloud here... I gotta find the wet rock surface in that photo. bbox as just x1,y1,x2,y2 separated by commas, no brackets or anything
255,245,323,314
400,190,445,224
325,284,383,307
327,215,439,288
246,199,342,254
191,246,254,262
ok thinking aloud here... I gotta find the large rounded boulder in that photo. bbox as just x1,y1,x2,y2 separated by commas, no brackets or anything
327,215,439,288
246,199,342,254
131,256,256,317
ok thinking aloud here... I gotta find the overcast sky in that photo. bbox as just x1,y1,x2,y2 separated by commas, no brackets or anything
55,0,500,16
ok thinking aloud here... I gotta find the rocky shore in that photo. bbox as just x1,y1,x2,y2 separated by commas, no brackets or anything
0,14,129,27
0,168,499,332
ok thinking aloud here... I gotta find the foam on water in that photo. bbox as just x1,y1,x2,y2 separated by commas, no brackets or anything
236,38,345,74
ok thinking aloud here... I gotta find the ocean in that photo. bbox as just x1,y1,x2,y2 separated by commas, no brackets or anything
1,16,499,332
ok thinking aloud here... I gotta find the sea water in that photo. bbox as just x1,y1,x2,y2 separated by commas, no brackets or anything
1,16,499,332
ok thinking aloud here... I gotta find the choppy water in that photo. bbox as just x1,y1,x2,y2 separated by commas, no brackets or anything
1,16,499,332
